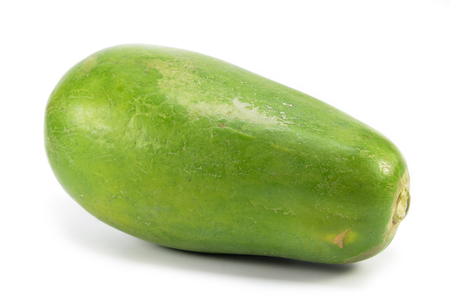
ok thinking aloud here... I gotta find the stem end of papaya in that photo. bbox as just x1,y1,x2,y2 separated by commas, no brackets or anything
393,188,411,224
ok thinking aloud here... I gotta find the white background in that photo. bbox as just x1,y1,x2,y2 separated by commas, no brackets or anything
1,0,449,297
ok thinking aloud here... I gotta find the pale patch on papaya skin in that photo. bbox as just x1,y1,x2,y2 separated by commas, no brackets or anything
146,57,284,128
333,228,351,248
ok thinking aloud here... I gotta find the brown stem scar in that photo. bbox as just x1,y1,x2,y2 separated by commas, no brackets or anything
334,229,350,248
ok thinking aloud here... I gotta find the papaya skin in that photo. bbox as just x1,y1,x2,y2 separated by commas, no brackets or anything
45,45,410,264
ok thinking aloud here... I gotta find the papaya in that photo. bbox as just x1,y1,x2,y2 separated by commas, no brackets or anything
44,44,410,264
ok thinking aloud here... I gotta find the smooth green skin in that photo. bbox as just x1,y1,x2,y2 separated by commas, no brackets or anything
45,45,409,264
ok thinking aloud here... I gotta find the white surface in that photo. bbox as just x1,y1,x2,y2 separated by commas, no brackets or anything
2,1,449,297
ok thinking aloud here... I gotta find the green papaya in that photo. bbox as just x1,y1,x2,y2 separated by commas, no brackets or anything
44,44,410,264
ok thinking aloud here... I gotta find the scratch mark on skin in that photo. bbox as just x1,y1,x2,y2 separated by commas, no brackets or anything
250,201,296,216
137,166,148,174
85,154,112,161
270,143,294,153
106,93,113,108
334,229,351,248
68,89,94,100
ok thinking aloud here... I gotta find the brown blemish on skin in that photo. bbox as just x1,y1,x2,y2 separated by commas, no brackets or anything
344,169,411,263
334,229,350,248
